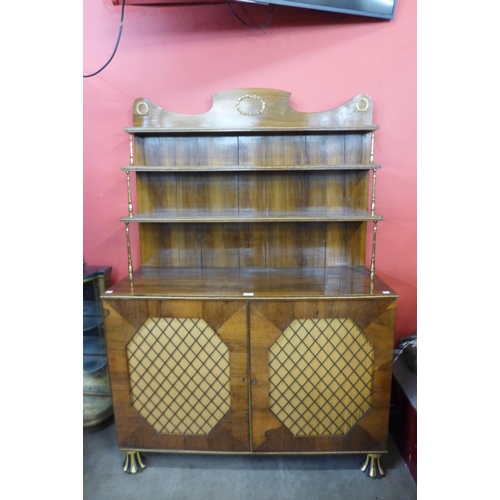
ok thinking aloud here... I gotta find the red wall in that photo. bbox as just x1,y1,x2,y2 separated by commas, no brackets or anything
83,0,417,343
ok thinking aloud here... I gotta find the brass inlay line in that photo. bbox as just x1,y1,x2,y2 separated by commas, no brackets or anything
104,294,398,301
119,447,387,456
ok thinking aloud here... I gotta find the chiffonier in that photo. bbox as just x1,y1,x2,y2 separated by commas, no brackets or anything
102,88,398,478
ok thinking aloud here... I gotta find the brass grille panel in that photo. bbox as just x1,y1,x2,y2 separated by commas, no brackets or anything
269,318,374,436
127,318,231,435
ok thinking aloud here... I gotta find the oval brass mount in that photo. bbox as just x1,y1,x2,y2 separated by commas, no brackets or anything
236,94,266,116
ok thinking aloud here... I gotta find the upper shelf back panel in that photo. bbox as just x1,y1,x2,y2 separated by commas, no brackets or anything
128,88,376,132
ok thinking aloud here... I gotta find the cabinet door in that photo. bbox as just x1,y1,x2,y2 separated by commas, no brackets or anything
103,299,250,452
249,300,396,453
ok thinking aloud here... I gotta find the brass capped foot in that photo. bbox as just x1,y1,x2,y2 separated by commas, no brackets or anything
122,451,147,474
361,453,385,478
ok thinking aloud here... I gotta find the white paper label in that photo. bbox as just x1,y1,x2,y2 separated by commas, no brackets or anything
243,292,254,296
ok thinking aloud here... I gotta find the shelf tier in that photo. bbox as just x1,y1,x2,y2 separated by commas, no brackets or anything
125,126,379,134
103,266,397,300
122,164,382,172
120,210,383,223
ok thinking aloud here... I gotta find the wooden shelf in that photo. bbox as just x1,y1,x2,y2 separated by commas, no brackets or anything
122,164,382,172
105,266,397,300
125,126,380,134
120,209,383,223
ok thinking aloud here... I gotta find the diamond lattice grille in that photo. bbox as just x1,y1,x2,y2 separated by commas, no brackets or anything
126,317,231,435
269,318,374,436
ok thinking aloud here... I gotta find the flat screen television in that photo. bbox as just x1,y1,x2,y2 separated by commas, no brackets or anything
110,1,396,20
236,0,396,19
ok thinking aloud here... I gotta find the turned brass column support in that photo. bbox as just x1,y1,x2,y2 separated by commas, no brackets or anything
126,170,133,218
369,130,377,281
122,451,147,474
369,131,375,164
126,133,135,282
129,133,134,166
125,222,134,281
370,221,378,281
361,453,385,478
370,168,377,216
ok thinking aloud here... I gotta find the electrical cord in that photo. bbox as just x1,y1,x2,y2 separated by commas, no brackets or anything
228,2,275,29
84,0,276,78
84,0,126,78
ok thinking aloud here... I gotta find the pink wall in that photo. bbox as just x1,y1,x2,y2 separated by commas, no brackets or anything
83,0,416,344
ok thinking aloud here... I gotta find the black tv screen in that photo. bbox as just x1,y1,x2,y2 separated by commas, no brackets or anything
237,0,396,19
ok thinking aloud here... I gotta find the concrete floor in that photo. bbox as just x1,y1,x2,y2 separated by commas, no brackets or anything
84,418,417,500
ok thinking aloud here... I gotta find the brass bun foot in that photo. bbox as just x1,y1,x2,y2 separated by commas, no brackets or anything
360,453,386,478
122,451,147,474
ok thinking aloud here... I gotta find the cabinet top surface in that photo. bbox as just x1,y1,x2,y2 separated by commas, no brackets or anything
102,267,397,300
126,88,377,133
83,265,112,281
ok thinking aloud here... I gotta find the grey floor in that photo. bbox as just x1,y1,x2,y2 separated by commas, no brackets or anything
83,418,417,500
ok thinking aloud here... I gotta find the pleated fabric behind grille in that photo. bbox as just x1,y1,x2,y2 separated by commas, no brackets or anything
126,317,231,435
269,318,374,436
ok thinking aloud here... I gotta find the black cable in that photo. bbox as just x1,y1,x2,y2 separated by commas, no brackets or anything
228,2,275,29
84,0,126,78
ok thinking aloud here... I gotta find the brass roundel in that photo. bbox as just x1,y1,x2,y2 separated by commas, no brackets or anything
135,102,149,116
355,97,369,112
236,94,266,116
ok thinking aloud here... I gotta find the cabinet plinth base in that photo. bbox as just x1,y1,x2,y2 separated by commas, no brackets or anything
361,453,386,478
122,451,147,474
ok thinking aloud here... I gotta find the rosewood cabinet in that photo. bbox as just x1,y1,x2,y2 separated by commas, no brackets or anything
102,89,397,477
